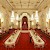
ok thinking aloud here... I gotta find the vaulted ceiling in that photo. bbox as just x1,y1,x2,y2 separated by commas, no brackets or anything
0,0,50,14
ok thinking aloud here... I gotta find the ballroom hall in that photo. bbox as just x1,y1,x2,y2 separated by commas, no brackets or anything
0,0,50,50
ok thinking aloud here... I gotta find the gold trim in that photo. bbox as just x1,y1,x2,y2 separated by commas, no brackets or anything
14,8,37,10
19,12,31,17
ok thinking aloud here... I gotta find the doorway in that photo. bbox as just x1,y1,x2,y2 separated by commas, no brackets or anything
22,16,28,30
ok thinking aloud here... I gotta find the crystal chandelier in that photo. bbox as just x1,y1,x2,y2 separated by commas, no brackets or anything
10,11,15,22
16,14,19,20
35,11,39,22
31,14,34,20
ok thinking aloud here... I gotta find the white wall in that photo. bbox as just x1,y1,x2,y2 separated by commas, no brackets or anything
0,4,50,30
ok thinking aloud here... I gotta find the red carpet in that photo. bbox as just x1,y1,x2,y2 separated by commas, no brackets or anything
9,32,44,50
0,29,15,50
0,30,50,50
35,29,50,50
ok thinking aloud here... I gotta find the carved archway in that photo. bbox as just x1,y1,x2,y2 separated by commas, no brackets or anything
20,13,30,30
22,16,28,30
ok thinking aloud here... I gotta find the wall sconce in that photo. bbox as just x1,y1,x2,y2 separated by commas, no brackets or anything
10,26,13,29
35,11,39,23
1,18,4,23
46,19,49,23
48,8,50,19
46,13,49,23
35,19,39,22
32,22,34,25
35,11,39,18
0,12,4,23
31,14,34,21
16,14,19,21
11,11,14,18
10,11,15,22
0,12,2,19
16,22,18,25
10,18,14,22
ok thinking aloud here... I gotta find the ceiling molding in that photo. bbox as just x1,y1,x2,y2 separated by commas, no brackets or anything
38,10,41,13
6,0,13,10
37,0,44,9
13,8,37,10
20,0,22,8
44,6,48,9
2,5,6,9
28,0,30,8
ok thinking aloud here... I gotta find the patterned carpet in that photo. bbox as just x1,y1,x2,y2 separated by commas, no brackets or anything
0,29,50,50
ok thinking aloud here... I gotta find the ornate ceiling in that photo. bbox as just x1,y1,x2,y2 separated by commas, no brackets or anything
0,0,50,13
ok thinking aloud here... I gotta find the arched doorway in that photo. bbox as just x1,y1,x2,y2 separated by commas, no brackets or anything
22,16,28,30
20,13,30,30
